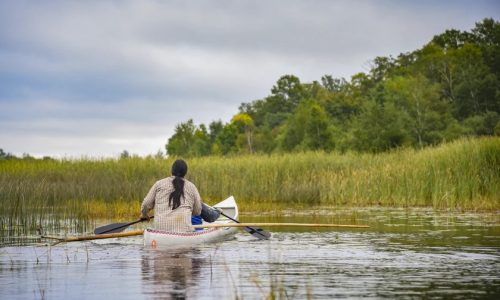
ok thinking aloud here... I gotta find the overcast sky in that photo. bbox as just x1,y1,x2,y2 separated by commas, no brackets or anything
1,0,498,158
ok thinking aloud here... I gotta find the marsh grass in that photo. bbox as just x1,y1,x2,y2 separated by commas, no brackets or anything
192,137,500,211
0,137,498,236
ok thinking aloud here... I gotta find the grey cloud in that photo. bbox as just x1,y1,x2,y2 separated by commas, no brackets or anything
0,0,498,157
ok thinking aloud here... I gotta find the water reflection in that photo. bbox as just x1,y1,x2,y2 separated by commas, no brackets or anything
0,208,499,299
141,249,204,299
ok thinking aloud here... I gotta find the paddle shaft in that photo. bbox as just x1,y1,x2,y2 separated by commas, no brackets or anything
97,219,142,234
95,216,154,234
219,211,270,239
43,229,145,242
193,223,370,229
43,222,369,243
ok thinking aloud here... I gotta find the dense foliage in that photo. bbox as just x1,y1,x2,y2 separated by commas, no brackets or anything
166,19,500,156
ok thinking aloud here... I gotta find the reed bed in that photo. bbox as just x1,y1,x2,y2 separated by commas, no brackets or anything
191,137,500,211
0,137,498,235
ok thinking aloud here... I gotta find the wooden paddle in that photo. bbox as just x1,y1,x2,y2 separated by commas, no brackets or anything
44,222,369,243
195,223,370,228
44,229,145,242
219,211,271,240
94,216,153,234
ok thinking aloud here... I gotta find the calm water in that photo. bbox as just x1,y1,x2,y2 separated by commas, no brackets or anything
1,208,499,299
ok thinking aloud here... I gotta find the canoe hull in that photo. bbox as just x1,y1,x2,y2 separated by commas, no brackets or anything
144,226,237,248
143,196,238,248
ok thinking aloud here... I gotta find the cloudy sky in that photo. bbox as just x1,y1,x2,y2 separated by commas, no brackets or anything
1,0,498,158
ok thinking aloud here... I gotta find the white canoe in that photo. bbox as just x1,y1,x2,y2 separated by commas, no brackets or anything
143,196,239,248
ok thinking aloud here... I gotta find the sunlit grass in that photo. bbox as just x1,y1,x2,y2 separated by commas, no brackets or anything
0,137,498,235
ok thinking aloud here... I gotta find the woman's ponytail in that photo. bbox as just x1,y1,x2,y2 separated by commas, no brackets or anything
169,159,188,209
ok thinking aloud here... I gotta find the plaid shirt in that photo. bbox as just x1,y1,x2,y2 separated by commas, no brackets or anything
141,176,202,232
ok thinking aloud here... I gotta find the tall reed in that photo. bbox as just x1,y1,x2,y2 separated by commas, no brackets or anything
0,137,498,234
0,157,166,235
190,137,499,211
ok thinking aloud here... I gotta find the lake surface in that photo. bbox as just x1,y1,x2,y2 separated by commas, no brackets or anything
1,208,499,299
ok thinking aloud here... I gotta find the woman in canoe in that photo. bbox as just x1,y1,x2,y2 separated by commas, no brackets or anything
141,159,218,232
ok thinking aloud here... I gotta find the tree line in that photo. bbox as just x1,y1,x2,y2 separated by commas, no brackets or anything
0,149,52,160
167,18,500,156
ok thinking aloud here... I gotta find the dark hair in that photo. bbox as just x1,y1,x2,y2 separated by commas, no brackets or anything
169,159,188,209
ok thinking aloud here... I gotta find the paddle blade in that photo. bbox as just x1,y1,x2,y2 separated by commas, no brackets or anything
94,223,131,234
244,227,271,240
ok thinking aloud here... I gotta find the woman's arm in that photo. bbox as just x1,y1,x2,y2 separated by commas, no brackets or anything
200,203,221,222
191,185,202,216
141,181,157,218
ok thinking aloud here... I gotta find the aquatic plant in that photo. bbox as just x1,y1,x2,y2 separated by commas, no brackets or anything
190,137,500,211
0,137,498,238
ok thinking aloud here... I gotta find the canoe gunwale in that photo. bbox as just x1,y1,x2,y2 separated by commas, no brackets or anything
145,227,221,237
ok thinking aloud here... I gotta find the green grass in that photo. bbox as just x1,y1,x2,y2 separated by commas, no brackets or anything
190,137,500,211
0,137,499,234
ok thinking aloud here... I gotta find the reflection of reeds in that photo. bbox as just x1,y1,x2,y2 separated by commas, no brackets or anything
219,253,240,299
0,137,498,236
251,271,310,300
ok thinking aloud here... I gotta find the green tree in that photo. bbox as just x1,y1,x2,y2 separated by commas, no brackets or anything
0,149,17,160
120,150,130,159
349,101,408,152
281,103,308,151
369,56,396,82
190,124,211,156
164,19,500,156
252,125,277,154
165,120,213,157
165,119,197,156
231,113,255,153
463,111,500,135
385,75,448,147
240,75,305,130
208,121,224,144
302,103,335,151
452,44,499,118
431,29,474,50
270,74,305,111
471,18,500,78
321,75,348,93
281,101,334,151
213,124,238,155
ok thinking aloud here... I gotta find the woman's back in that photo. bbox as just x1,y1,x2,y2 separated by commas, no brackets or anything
141,176,202,232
